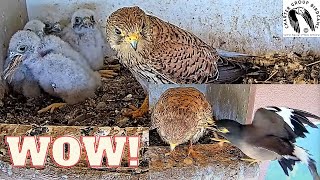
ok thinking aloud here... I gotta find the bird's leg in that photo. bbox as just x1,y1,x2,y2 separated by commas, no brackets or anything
123,95,149,118
187,141,202,160
240,158,261,166
99,64,121,78
211,132,230,147
38,103,67,114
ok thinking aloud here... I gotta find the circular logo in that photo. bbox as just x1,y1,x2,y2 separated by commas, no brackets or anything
283,0,320,34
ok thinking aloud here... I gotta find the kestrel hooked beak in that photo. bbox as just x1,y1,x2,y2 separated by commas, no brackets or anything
125,32,140,51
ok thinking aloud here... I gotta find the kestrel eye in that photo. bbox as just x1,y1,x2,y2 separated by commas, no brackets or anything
17,45,27,53
115,28,121,35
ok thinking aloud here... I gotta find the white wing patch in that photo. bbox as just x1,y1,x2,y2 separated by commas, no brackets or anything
293,145,309,164
265,107,294,131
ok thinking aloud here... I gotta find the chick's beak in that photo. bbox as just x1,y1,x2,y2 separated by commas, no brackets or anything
170,143,177,151
126,33,140,51
83,17,94,27
3,55,23,81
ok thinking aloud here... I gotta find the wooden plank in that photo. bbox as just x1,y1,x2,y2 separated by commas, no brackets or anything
148,144,259,179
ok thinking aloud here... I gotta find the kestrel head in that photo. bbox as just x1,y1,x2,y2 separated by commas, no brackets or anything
44,21,62,35
3,31,40,82
106,6,151,52
71,9,97,34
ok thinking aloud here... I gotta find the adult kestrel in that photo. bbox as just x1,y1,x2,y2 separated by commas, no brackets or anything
151,87,215,157
106,6,254,117
216,106,319,178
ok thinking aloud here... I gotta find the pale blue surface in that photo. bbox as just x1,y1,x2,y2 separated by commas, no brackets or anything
265,124,320,180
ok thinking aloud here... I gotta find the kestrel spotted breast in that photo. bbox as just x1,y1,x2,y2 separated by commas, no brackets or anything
106,6,251,90
151,87,214,151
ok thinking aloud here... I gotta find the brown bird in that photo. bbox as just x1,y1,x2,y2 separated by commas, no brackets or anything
151,87,214,157
106,6,254,118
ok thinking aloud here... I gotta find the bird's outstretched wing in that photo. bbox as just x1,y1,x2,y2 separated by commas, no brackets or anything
252,136,298,176
301,9,315,31
253,107,319,142
252,108,298,142
289,9,300,33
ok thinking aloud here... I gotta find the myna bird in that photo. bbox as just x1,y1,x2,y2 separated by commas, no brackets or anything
62,9,119,78
151,87,215,158
216,106,319,179
3,30,101,113
106,6,258,118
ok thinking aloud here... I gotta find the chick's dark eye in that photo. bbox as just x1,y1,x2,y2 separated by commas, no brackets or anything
45,23,51,28
75,17,81,23
18,45,27,53
115,28,121,35
90,16,95,22
142,22,146,29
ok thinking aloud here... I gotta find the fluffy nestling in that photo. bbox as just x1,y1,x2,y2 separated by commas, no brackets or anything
3,30,41,98
62,8,117,79
24,19,62,37
3,30,101,113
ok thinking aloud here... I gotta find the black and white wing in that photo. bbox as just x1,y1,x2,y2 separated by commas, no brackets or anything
252,107,319,142
301,9,315,31
288,9,300,33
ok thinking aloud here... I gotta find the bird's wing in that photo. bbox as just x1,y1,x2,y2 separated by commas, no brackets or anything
146,15,252,84
252,136,297,176
252,108,298,141
302,9,315,31
145,41,219,84
252,135,294,156
215,57,250,83
288,10,300,33
253,107,319,141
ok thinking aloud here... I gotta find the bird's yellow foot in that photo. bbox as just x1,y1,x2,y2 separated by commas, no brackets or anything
123,96,149,118
38,103,67,114
241,158,260,166
211,138,230,147
99,69,118,78
211,132,230,147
